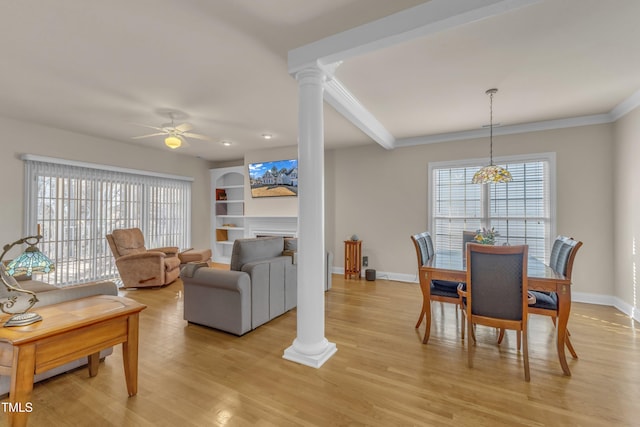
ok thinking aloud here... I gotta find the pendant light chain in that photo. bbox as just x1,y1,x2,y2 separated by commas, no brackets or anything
471,88,511,184
488,88,496,166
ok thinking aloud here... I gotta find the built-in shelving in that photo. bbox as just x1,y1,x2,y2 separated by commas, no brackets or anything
210,166,245,264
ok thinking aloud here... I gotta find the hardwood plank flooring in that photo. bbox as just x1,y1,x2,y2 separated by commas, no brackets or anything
4,274,640,426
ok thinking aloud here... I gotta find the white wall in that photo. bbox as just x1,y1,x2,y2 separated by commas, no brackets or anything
0,116,212,259
327,123,614,299
613,107,640,316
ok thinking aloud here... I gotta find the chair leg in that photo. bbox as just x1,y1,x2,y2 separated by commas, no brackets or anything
460,306,465,340
565,329,578,359
517,331,521,351
415,305,425,328
497,328,505,344
422,307,432,344
551,316,578,358
467,316,474,368
523,328,530,382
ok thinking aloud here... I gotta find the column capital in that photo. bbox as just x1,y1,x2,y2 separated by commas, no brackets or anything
294,66,327,84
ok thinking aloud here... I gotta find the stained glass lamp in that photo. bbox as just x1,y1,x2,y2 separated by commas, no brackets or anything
472,89,512,184
0,226,55,326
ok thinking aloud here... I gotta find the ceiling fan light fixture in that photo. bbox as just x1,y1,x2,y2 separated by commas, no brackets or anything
472,88,512,184
165,135,182,149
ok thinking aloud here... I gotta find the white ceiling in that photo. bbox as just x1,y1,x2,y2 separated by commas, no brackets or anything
1,0,639,161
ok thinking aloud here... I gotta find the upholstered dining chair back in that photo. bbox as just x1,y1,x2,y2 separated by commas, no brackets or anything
549,235,582,278
411,231,435,266
463,243,530,381
467,243,528,321
462,231,477,250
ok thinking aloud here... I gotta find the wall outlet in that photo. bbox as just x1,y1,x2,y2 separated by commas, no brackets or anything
363,256,368,267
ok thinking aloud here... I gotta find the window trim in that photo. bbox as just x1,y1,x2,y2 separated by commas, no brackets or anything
427,152,556,256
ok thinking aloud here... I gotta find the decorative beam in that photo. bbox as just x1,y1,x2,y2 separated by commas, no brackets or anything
323,75,395,150
288,0,541,150
288,0,541,74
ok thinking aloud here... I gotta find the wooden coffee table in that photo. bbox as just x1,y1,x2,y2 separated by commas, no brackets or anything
0,295,146,427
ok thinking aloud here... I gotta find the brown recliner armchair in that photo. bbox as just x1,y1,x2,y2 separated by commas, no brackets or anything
106,228,181,288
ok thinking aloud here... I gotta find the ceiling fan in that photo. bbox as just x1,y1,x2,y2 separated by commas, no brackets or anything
132,113,212,149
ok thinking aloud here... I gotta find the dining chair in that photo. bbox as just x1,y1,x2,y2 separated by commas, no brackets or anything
459,243,530,381
528,235,583,358
462,231,477,249
411,232,465,343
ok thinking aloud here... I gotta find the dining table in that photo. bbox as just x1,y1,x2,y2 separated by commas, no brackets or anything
419,250,574,376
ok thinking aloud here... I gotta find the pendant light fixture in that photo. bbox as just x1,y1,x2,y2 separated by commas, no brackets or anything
472,88,512,184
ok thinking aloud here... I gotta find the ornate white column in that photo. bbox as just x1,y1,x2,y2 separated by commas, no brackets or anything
283,67,337,368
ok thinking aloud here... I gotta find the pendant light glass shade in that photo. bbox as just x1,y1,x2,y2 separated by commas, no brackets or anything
165,135,182,149
473,88,512,184
472,164,512,183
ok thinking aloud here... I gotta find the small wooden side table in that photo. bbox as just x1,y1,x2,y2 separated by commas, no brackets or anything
0,295,146,427
344,240,362,279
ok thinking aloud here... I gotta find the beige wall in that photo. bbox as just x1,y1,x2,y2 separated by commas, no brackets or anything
0,116,212,258
613,107,640,311
328,124,614,298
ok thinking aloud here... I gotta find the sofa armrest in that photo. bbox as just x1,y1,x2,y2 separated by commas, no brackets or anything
150,246,179,256
33,280,119,308
117,251,166,262
183,268,250,294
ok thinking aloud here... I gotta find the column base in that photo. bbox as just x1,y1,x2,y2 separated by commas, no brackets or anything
283,341,337,368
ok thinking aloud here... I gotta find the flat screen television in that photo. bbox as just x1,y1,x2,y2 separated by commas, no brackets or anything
248,159,298,198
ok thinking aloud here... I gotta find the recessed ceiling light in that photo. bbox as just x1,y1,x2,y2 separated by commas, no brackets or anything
262,133,273,140
220,140,232,147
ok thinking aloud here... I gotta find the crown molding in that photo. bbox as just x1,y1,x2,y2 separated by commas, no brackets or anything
394,113,612,147
610,88,640,121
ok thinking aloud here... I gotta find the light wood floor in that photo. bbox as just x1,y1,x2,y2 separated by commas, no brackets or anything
8,274,640,426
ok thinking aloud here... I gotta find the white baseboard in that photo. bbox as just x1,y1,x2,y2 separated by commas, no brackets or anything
330,268,639,322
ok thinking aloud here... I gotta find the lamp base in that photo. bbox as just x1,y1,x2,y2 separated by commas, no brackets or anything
4,311,42,327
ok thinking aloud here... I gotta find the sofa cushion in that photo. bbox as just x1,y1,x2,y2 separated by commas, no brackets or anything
111,228,147,256
230,237,284,272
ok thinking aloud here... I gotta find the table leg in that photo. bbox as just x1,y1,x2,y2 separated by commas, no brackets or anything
418,269,432,344
88,352,100,377
9,344,36,427
556,283,572,376
122,313,140,396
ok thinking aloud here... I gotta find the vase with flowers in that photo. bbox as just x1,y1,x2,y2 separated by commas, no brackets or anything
474,227,497,245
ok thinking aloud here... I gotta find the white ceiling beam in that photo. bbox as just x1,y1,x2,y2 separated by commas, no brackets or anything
288,0,541,74
288,0,541,150
323,76,395,150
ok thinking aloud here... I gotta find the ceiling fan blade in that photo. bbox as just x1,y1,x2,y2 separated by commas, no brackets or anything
176,123,193,132
132,132,166,139
132,123,166,132
183,132,213,141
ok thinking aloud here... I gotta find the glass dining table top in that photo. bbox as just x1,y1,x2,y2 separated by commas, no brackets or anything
424,250,566,281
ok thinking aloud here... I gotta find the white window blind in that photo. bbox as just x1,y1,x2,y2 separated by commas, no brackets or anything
430,154,554,260
23,157,192,286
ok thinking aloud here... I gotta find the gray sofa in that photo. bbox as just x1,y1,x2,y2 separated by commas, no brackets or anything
182,236,332,336
0,277,119,396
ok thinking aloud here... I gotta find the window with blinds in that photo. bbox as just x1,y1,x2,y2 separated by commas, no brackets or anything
23,157,192,286
429,154,554,260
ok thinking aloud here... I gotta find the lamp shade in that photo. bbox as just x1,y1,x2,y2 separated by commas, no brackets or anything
165,135,182,149
6,246,55,276
472,165,512,184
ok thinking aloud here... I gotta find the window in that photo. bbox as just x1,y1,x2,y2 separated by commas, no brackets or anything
23,156,192,286
429,153,555,260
